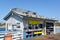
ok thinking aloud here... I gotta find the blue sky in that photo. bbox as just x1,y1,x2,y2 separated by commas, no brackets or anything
0,0,60,22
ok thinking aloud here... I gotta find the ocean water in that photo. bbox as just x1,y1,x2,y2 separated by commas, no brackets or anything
0,28,5,31
55,27,60,33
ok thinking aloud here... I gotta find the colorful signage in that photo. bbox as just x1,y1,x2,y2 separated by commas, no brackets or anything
34,32,42,34
29,19,40,24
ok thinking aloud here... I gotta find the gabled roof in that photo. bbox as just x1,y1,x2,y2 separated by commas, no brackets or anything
3,8,57,21
3,8,36,20
3,11,12,20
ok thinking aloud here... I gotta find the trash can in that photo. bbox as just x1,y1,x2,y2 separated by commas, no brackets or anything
4,34,12,40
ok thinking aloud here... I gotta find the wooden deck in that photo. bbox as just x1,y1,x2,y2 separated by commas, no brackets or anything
23,33,60,40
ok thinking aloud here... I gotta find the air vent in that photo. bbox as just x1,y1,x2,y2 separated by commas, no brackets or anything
33,12,36,15
24,12,28,14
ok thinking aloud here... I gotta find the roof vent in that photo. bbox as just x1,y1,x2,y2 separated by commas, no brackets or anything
25,12,28,14
33,12,36,15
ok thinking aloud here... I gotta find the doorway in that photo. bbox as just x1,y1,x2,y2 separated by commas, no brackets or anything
46,22,54,35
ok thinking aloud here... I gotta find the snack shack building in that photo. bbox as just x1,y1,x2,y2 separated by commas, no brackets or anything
3,8,57,39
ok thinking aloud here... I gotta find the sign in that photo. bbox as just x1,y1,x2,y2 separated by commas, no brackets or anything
29,19,40,24
34,32,42,34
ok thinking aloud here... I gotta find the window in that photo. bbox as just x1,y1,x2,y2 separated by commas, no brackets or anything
12,23,20,31
12,25,16,31
31,25,34,29
33,34,36,37
7,24,13,31
38,24,43,28
46,22,54,27
35,24,38,29
24,24,28,30
24,27,27,30
28,24,35,29
17,23,20,28
26,35,28,38
29,27,32,29
28,24,32,29
17,26,20,28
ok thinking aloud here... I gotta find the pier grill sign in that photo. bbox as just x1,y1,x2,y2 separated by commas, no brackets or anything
29,19,40,24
